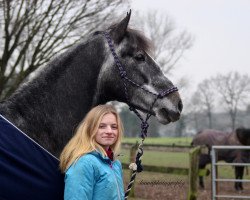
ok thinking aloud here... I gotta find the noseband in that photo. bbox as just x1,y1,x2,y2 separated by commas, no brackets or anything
103,32,178,139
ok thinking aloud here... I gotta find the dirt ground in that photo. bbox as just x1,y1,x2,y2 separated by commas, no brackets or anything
125,176,250,200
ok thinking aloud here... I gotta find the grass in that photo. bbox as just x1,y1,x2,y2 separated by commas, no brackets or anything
118,139,250,200
208,162,250,179
119,149,189,168
122,137,192,146
120,137,250,183
120,137,192,169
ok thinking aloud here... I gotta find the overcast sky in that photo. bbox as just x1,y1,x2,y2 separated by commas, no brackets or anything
131,0,250,90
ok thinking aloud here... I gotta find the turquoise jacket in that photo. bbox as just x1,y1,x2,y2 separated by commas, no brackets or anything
64,151,124,200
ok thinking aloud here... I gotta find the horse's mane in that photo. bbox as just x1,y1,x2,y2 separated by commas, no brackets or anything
9,23,154,103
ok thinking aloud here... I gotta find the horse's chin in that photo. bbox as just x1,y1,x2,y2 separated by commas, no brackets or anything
129,104,174,125
157,117,170,125
155,110,171,125
154,107,181,124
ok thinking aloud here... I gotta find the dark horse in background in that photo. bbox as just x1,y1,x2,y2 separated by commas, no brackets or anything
0,11,182,158
192,128,250,191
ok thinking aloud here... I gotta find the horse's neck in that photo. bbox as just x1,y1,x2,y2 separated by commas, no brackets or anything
1,37,107,156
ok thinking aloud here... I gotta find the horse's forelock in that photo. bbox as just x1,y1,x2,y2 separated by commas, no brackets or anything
108,23,154,54
126,28,154,54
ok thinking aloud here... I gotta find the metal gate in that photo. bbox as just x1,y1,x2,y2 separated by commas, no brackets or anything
211,146,250,200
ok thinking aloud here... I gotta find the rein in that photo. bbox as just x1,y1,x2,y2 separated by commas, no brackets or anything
103,32,178,199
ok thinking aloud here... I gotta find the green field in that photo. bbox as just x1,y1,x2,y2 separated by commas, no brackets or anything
119,149,189,168
120,137,250,179
119,138,250,199
122,137,192,145
120,137,192,168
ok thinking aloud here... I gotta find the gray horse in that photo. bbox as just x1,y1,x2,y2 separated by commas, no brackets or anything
192,128,250,191
0,12,182,157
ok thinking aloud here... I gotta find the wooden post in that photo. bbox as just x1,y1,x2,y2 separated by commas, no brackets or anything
187,146,201,200
128,141,138,198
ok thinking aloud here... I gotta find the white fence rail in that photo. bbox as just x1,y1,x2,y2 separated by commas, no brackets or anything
211,145,250,200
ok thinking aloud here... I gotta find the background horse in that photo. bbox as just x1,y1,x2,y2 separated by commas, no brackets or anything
0,12,182,157
192,128,250,191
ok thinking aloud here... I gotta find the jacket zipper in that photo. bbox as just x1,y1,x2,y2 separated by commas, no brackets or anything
110,162,121,200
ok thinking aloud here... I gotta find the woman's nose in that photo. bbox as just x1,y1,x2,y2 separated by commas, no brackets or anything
106,126,113,133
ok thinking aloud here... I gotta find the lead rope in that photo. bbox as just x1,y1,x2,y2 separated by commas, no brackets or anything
102,31,178,200
124,96,157,199
124,141,144,199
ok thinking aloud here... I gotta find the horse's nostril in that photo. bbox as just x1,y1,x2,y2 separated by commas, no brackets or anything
178,100,183,112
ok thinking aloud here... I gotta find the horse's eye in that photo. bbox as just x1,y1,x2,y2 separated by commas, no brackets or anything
135,53,145,62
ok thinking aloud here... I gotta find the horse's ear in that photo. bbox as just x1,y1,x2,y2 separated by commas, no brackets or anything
111,10,131,43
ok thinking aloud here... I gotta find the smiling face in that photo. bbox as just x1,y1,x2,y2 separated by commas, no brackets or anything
95,113,118,150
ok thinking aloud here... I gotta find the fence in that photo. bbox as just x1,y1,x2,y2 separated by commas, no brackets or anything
211,146,250,200
122,142,192,176
122,142,200,200
188,146,201,200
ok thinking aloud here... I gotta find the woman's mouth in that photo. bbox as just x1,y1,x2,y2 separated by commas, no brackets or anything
102,137,114,139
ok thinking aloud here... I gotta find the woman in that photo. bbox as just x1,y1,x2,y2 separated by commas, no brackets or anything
60,104,124,200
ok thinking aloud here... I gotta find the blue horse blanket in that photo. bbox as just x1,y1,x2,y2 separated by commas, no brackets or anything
0,115,64,200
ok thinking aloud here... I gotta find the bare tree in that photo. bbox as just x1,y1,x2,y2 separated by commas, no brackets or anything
212,72,250,130
133,10,194,75
186,92,203,132
194,79,215,128
0,0,128,100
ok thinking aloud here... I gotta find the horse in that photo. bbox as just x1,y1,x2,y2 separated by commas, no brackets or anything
0,11,182,158
191,128,250,191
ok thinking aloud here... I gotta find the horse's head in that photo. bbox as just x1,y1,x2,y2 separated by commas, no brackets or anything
236,127,250,145
97,11,182,124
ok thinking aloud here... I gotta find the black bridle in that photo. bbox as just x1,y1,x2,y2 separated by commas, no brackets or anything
103,31,178,140
103,31,179,199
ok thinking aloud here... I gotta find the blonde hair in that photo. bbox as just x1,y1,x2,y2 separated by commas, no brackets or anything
59,104,123,172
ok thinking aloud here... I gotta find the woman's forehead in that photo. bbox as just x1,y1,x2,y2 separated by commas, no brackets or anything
100,113,117,123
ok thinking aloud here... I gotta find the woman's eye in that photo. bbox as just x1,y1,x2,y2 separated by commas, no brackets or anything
135,53,145,62
112,126,118,130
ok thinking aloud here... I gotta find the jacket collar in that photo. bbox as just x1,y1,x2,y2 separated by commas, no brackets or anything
89,149,113,163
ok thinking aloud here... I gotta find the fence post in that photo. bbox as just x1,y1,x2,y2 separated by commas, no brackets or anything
211,147,216,200
128,141,139,198
187,146,201,200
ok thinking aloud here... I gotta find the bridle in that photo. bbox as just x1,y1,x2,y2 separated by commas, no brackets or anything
103,31,178,199
103,31,178,140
